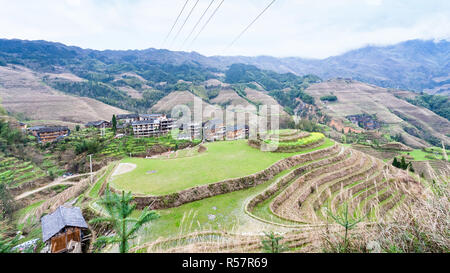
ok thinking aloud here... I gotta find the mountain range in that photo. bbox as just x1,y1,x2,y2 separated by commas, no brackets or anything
0,38,449,94
0,38,449,148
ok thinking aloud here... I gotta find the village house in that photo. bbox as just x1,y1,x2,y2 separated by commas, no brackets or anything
29,126,70,143
141,114,175,134
41,206,89,253
179,122,202,140
116,113,140,124
19,122,27,131
139,113,165,121
226,125,247,140
159,116,175,134
132,119,161,137
203,119,226,141
85,120,111,129
130,114,175,138
346,114,380,130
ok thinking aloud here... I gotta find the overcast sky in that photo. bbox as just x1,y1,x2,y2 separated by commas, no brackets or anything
0,0,449,58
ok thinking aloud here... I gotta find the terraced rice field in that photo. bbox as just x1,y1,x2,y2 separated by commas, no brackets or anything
90,131,420,253
0,153,47,187
248,145,416,225
110,139,335,195
99,135,198,158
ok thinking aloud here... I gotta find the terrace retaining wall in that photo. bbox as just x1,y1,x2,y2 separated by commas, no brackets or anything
114,143,341,210
248,137,325,153
246,147,351,212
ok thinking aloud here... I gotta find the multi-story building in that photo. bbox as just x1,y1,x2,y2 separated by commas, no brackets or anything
226,125,247,140
178,122,202,140
203,119,226,141
29,126,71,143
139,114,165,121
130,114,175,138
159,117,175,134
131,120,161,137
116,114,140,124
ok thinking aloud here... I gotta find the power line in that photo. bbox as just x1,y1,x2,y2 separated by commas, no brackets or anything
188,0,226,49
225,0,276,51
162,0,190,47
170,0,201,48
180,0,216,50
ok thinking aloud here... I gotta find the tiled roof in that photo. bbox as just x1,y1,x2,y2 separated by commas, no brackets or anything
85,120,109,127
117,114,139,119
41,206,88,242
34,126,69,133
131,119,160,126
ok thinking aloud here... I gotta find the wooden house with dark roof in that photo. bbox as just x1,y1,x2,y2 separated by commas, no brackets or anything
41,206,89,253
29,126,70,143
85,120,111,128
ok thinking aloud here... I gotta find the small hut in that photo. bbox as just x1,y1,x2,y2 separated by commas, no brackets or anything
41,206,89,253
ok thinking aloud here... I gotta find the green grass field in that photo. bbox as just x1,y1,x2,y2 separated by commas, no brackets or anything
110,139,334,196
402,148,449,161
265,132,325,147
131,152,331,243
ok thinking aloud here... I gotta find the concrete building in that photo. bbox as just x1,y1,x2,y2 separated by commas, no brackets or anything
203,119,226,141
116,114,140,124
131,114,175,138
179,122,202,140
131,119,161,137
226,125,247,140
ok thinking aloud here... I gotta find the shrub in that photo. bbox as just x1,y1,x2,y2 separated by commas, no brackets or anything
320,95,338,102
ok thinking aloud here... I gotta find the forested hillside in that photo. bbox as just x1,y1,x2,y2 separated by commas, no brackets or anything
0,39,449,148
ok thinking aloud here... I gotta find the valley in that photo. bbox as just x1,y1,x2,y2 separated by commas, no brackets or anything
0,38,448,254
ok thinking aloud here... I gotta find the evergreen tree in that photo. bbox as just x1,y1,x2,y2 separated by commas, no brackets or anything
261,231,288,253
90,187,159,253
392,157,399,168
325,204,367,252
401,156,407,169
112,115,117,135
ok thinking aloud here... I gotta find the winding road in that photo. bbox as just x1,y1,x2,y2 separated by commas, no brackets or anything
14,173,94,201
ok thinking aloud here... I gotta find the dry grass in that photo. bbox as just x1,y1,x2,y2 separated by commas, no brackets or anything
210,89,250,107
20,178,90,226
306,79,450,147
315,167,449,253
0,65,128,124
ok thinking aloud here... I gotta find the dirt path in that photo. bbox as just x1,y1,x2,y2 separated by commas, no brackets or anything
14,173,93,201
112,163,137,177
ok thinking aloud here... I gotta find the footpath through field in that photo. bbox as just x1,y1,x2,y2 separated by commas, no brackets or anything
14,173,94,200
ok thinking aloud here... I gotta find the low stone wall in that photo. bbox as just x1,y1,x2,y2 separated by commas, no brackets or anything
121,143,341,210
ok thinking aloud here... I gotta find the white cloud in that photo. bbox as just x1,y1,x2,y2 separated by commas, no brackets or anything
365,0,383,6
0,0,448,58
